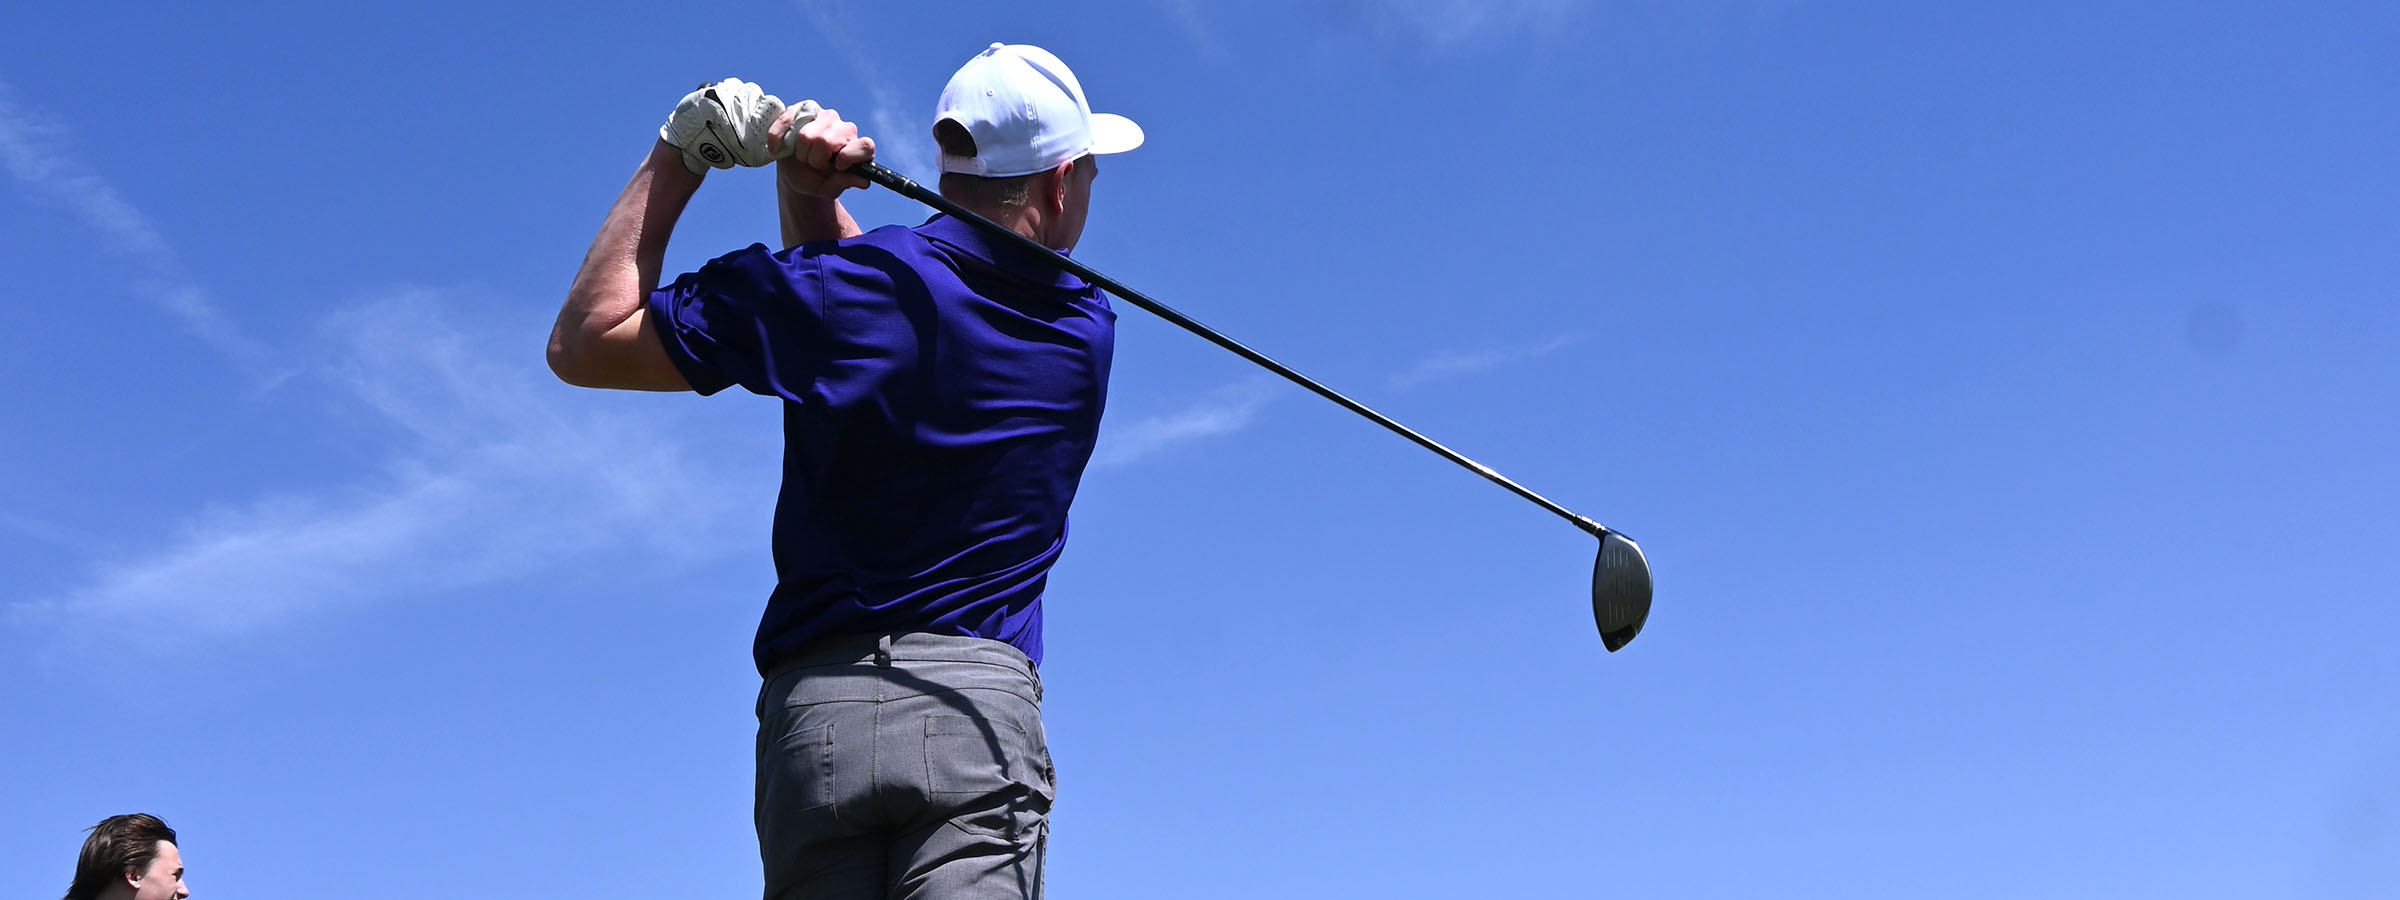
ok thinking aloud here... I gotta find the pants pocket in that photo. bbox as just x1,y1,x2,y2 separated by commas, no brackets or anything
925,713,1049,840
762,718,836,813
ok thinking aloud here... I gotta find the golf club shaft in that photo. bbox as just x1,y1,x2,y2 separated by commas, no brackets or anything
854,161,1611,539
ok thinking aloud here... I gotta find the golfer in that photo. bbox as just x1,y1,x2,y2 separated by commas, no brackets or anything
548,43,1140,899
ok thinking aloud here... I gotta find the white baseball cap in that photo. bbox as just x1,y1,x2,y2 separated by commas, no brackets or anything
935,43,1144,178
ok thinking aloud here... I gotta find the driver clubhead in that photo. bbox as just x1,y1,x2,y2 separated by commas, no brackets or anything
1592,531,1652,651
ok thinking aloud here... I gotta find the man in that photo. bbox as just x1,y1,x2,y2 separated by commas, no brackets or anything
548,43,1141,899
62,813,189,900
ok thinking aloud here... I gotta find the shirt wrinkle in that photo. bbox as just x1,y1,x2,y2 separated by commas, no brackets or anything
915,215,1093,295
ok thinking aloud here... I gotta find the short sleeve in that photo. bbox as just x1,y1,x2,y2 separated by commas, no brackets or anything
647,243,828,401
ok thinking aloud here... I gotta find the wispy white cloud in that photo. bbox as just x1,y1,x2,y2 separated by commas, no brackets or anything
0,79,275,376
0,508,105,556
798,4,936,181
1093,332,1579,469
1155,0,1231,61
0,78,756,659
1154,0,1597,56
8,291,758,646
1357,0,1592,50
1093,376,1282,467
1387,333,1582,389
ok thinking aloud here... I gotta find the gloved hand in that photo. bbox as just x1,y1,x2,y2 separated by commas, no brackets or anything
659,78,788,174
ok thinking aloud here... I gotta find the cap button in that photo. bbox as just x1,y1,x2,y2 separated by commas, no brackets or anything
987,42,1005,53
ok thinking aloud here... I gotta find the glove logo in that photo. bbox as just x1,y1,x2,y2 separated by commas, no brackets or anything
700,143,726,164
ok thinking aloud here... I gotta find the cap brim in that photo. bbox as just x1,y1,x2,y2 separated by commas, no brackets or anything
1090,113,1144,155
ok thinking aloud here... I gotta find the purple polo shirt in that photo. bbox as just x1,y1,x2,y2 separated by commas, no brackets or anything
648,214,1114,673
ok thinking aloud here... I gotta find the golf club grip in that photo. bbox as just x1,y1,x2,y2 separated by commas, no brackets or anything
852,162,1608,538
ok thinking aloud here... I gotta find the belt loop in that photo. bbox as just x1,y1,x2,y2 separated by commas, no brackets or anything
874,634,893,667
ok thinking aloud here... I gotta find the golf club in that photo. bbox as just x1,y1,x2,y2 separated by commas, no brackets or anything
855,161,1653,651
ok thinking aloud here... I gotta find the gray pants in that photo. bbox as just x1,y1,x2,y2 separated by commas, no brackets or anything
756,633,1053,900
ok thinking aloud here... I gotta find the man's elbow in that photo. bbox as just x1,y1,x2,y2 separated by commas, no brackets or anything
547,323,686,392
547,332,602,388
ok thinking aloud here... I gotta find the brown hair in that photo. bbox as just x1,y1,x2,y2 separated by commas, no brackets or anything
64,814,177,900
933,118,1036,208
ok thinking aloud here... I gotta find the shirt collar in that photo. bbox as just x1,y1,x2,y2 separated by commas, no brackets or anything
915,214,1092,293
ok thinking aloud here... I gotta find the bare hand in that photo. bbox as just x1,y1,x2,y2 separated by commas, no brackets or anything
770,105,876,198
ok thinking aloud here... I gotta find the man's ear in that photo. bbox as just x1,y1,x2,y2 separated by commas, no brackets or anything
124,866,145,889
1048,159,1075,213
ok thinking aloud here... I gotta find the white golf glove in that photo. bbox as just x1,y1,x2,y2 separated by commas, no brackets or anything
659,78,787,174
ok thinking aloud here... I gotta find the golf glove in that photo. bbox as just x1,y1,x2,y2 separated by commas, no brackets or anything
660,78,787,174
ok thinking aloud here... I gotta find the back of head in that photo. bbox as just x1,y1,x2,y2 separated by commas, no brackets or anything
64,814,176,900
934,119,1037,209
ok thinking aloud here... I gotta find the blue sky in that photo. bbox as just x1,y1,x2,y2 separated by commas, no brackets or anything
4,1,2396,897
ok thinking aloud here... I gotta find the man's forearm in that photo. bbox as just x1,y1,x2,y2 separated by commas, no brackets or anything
779,158,862,248
554,141,701,364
